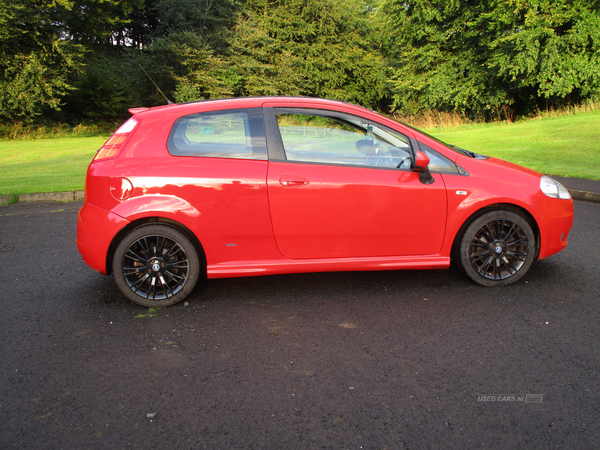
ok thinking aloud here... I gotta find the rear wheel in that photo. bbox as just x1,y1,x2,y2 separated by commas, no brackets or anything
458,210,536,287
113,224,200,307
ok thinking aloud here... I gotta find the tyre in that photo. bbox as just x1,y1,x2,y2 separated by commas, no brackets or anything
112,224,200,307
458,210,536,287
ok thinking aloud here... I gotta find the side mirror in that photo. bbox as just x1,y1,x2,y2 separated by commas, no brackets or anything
415,151,430,171
415,151,434,185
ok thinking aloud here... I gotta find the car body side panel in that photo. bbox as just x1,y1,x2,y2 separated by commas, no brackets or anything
440,175,537,256
83,155,280,267
267,162,448,258
439,154,573,258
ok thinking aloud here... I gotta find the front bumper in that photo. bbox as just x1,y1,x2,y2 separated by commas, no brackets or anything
529,196,574,260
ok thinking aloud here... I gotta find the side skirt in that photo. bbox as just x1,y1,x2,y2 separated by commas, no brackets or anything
207,256,450,279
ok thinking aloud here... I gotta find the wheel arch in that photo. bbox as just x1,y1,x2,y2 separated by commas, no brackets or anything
450,203,541,263
106,217,207,277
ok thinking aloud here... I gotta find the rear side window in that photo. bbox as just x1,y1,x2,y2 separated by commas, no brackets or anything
168,108,267,160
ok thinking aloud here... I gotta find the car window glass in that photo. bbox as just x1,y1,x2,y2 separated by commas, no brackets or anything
274,111,412,169
168,108,267,160
417,142,460,174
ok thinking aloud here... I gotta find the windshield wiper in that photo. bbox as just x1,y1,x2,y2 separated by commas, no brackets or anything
449,145,477,158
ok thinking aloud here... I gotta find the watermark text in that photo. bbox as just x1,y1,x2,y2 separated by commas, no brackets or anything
477,394,543,403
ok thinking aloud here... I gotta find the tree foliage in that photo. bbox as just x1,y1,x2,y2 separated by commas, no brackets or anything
1,0,599,127
166,0,388,108
0,0,85,123
54,0,145,46
384,0,600,119
62,53,150,121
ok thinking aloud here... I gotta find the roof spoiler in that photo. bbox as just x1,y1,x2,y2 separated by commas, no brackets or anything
129,107,150,115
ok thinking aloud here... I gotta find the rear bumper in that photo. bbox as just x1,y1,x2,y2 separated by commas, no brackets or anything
77,202,129,274
529,196,574,260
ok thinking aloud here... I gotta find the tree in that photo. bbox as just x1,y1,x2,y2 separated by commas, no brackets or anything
383,0,600,119
53,0,145,47
489,0,600,112
0,0,85,123
177,0,388,109
62,53,153,122
152,0,242,51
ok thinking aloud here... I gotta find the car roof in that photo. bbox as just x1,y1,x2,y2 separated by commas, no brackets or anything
128,96,375,118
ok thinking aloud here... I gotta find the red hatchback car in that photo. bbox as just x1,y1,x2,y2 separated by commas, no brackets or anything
77,97,574,307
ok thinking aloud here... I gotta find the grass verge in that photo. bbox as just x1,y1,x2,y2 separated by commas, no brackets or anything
0,110,598,197
427,111,600,180
0,136,108,195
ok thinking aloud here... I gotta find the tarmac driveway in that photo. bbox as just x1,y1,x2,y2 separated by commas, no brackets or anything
1,200,599,449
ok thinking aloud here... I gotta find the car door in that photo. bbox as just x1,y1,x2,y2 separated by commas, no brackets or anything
264,107,448,260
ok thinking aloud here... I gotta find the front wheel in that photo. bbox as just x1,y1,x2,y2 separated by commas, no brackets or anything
113,224,200,307
458,210,536,287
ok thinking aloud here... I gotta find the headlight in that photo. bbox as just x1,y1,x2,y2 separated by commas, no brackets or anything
540,176,571,200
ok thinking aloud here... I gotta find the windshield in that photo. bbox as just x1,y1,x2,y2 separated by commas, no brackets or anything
392,118,480,158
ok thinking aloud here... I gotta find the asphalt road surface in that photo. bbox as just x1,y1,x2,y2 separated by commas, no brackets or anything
1,200,599,449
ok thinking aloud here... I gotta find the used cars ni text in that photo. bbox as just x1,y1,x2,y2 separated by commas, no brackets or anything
76,97,574,307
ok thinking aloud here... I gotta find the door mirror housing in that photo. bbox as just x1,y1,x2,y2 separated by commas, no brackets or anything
415,151,434,184
415,151,430,171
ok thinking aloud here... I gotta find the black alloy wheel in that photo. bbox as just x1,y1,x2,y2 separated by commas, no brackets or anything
113,225,200,307
459,210,536,287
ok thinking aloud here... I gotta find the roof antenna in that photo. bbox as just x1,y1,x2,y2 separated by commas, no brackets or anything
138,63,174,105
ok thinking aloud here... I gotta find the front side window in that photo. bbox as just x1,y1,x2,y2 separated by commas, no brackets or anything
417,142,461,174
274,109,413,169
168,108,267,160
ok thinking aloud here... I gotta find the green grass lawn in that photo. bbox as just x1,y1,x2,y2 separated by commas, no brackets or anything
0,136,108,196
428,111,600,180
0,111,598,197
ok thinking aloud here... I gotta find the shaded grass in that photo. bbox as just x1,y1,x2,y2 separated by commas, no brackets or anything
428,111,600,180
0,121,120,140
